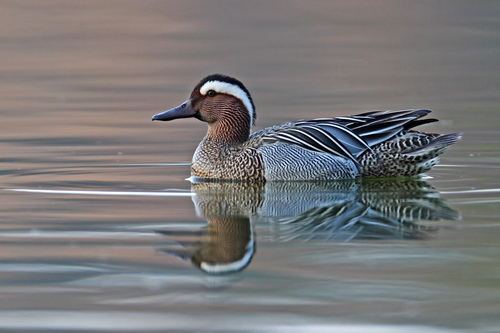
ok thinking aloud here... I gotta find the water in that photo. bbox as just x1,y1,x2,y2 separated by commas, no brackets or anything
1,1,500,332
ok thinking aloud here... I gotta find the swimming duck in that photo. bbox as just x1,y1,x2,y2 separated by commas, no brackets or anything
152,74,460,181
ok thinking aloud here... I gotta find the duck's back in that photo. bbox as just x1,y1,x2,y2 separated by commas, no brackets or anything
247,109,460,180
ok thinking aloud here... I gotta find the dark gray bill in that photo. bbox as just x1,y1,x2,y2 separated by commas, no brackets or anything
152,99,196,121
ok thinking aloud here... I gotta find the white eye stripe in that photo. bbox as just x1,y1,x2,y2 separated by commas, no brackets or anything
200,80,254,126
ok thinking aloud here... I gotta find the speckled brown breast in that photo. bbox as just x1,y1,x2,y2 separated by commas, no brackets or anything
191,139,265,181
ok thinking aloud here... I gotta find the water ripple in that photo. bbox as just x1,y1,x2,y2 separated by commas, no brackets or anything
4,188,194,197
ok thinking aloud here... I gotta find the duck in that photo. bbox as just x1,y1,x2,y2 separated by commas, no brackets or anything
152,74,461,181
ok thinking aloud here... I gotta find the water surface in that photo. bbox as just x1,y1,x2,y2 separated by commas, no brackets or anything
1,1,500,332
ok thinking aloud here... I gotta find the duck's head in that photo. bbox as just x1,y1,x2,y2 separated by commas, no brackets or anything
153,74,256,145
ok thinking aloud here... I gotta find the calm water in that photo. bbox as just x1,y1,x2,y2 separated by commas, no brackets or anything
1,1,500,332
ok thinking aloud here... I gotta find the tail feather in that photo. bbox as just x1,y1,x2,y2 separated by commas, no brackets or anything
359,132,461,178
406,133,462,156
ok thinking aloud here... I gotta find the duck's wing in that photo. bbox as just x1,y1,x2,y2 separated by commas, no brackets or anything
262,122,368,163
262,109,436,163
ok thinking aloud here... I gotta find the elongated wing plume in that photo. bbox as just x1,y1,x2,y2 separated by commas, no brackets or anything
263,109,436,163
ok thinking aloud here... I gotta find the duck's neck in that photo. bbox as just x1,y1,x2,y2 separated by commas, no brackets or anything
206,112,252,146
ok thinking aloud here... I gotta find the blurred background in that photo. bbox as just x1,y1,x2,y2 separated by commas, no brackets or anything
1,1,499,332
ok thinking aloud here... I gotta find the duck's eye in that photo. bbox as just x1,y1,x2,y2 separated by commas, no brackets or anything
206,90,216,97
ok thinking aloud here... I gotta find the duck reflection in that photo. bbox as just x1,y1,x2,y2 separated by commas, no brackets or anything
158,179,459,275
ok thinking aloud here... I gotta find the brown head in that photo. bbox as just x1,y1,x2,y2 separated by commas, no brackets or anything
152,74,256,145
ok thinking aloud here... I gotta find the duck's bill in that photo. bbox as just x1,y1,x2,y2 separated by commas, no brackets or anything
152,99,196,121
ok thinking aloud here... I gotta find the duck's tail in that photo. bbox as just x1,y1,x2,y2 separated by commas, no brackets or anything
359,131,462,178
